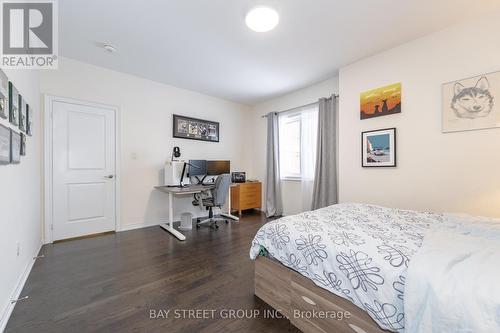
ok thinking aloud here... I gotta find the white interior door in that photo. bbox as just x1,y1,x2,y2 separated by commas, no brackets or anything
52,100,116,241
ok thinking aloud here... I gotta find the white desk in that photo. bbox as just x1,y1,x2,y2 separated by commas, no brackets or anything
154,184,239,241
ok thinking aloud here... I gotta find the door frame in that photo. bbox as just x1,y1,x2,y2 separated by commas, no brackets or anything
43,95,121,244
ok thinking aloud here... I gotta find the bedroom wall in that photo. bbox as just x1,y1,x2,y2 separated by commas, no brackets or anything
40,57,252,232
250,77,339,215
0,70,42,331
338,10,500,218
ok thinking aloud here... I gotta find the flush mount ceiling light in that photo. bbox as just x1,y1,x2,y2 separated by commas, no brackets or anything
245,6,279,32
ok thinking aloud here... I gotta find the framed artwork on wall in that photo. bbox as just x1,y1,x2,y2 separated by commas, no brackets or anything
362,128,397,167
442,71,500,133
360,83,401,119
0,124,10,164
26,104,33,136
10,129,20,164
173,114,219,142
18,95,27,132
9,81,19,126
20,132,26,156
0,70,8,119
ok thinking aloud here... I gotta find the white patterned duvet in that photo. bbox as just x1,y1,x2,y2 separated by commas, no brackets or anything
249,203,445,332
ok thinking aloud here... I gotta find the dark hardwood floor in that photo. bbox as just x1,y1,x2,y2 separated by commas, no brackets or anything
6,213,298,333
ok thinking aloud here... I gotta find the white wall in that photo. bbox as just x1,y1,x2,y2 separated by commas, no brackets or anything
0,70,42,330
338,11,500,218
250,77,339,215
40,57,252,231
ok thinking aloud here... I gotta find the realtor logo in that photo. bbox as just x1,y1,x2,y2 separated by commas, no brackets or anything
1,0,58,68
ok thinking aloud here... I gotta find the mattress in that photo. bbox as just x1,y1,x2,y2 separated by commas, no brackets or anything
249,203,445,332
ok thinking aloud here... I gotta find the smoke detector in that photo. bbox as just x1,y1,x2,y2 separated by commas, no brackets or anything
103,44,117,54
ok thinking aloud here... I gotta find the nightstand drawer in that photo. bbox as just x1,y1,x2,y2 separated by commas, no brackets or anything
239,182,261,195
240,200,261,210
241,191,259,201
230,181,262,214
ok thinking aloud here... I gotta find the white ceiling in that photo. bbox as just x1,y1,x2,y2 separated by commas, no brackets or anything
60,0,500,105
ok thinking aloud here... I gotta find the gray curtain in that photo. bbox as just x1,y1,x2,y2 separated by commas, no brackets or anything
265,112,283,217
312,96,338,210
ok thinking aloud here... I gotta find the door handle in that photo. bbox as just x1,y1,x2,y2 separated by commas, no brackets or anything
105,175,114,179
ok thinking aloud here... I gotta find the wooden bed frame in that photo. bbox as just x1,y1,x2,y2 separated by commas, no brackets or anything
255,256,390,333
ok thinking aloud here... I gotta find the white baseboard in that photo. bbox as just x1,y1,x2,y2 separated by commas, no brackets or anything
117,212,213,232
117,220,168,232
0,241,43,333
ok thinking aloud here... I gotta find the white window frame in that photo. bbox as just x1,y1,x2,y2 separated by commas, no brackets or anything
279,111,303,181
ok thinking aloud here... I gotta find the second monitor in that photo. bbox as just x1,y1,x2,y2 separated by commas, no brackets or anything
207,160,230,175
187,160,208,177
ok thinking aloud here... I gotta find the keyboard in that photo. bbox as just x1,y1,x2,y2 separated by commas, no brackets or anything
166,184,193,188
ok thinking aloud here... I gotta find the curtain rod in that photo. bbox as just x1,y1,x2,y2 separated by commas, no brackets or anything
261,93,338,118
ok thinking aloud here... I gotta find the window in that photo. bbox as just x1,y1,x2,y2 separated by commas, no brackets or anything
278,104,318,180
279,114,301,178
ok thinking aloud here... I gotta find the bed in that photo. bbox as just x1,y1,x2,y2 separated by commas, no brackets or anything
249,203,447,333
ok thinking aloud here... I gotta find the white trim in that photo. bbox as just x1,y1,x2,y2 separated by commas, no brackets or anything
117,220,169,232
43,95,121,244
281,176,302,182
43,96,53,244
114,106,122,237
0,242,43,332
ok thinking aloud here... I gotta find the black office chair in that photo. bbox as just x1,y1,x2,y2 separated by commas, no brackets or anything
194,174,231,230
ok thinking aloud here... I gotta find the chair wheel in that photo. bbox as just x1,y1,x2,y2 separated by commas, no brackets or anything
225,220,228,224
196,224,200,229
215,224,219,229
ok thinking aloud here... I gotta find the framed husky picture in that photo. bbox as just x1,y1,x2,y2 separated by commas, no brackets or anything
10,130,20,164
173,114,219,142
443,71,500,133
362,128,396,167
0,70,8,119
0,124,10,164
9,81,19,126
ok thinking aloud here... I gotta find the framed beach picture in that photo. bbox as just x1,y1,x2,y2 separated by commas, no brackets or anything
362,128,396,167
173,114,219,142
442,71,500,133
0,124,10,164
10,130,20,164
360,83,401,119
0,70,8,119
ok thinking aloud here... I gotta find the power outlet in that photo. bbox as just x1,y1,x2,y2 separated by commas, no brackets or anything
16,242,20,257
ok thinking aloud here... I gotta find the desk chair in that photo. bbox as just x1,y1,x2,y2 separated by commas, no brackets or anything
194,174,231,230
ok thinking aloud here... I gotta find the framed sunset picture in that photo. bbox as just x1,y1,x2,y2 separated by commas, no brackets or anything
362,128,396,167
360,83,401,119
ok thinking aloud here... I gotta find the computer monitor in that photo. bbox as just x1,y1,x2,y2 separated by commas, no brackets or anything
207,160,230,175
187,160,207,177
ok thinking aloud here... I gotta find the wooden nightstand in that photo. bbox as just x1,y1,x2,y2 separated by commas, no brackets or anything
230,181,262,216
